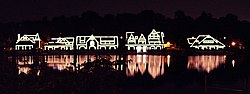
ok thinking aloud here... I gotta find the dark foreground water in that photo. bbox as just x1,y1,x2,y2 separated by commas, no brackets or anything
1,54,249,94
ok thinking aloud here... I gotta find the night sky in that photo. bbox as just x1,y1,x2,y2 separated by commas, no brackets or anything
0,0,250,22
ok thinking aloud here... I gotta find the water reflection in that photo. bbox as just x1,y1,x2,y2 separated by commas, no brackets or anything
17,56,42,75
17,56,36,65
18,66,31,75
16,55,120,73
16,55,167,78
126,55,166,79
15,54,232,78
166,55,170,67
45,55,73,70
187,55,226,73
232,60,235,67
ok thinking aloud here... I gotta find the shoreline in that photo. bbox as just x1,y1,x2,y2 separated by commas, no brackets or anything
3,49,243,56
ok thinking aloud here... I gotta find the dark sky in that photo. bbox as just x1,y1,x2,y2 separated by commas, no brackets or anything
0,0,250,22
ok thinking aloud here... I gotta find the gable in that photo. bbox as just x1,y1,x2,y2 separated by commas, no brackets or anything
16,33,41,44
148,29,160,38
189,35,226,48
138,34,146,43
86,35,99,43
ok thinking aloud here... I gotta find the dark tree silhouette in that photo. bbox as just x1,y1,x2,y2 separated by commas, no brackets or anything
0,10,249,50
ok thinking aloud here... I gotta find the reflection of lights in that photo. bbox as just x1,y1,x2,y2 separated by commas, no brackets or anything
121,65,123,71
137,55,142,63
138,63,146,74
232,60,235,67
127,61,137,77
126,55,164,79
148,56,162,79
161,62,164,75
112,64,124,71
138,55,147,74
45,55,117,70
167,55,171,67
18,56,34,65
143,55,146,62
18,67,30,75
37,70,40,76
136,46,142,53
187,55,226,73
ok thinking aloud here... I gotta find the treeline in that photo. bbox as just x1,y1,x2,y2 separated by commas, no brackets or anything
0,10,249,48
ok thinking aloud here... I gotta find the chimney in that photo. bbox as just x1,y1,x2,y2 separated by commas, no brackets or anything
17,34,20,40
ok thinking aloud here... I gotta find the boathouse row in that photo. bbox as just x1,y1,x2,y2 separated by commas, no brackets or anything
15,29,166,52
15,29,227,52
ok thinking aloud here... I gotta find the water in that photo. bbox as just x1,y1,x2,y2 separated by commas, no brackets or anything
188,55,226,73
14,55,242,78
6,54,249,93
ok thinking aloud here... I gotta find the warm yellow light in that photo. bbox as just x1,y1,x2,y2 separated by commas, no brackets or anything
231,42,236,46
167,42,170,45
164,42,171,48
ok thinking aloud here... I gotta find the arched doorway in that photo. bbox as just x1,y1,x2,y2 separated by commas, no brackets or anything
88,40,97,50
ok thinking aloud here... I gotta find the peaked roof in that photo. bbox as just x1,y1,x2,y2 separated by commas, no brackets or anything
128,34,136,41
190,35,225,47
149,29,160,36
138,34,146,42
56,37,74,43
16,33,40,44
187,37,196,44
86,34,99,43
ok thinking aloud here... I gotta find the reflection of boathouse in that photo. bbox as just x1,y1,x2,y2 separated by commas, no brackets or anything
126,55,165,79
187,55,226,73
76,35,119,50
125,29,165,53
15,33,41,50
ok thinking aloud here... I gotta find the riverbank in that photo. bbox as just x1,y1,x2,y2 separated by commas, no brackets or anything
4,49,244,56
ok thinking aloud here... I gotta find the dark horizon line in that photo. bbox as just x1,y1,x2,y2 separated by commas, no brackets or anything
0,10,247,23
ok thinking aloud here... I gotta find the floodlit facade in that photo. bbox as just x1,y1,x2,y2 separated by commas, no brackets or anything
125,29,165,53
44,37,74,50
15,33,41,50
76,35,119,50
187,35,225,50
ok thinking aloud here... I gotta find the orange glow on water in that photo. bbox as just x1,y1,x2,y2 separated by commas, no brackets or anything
187,55,226,73
126,55,166,79
18,66,31,75
232,60,235,67
16,55,167,79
